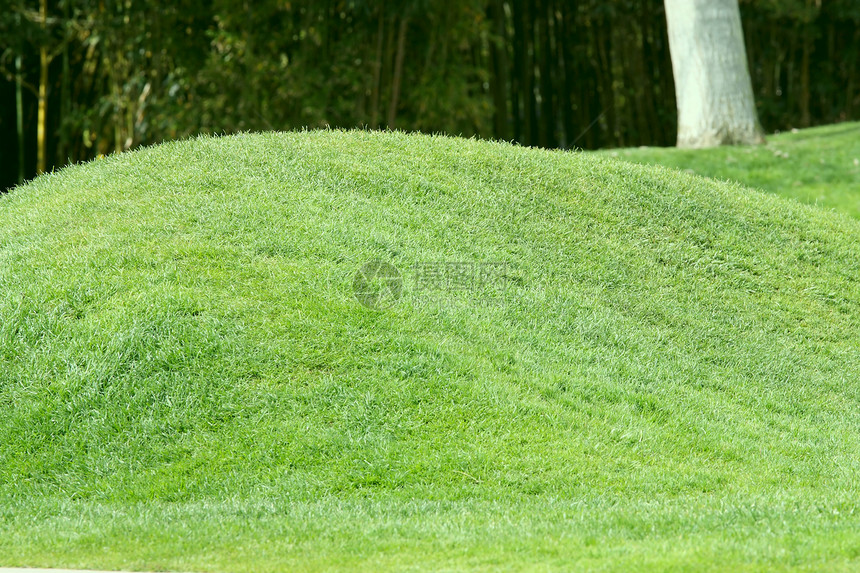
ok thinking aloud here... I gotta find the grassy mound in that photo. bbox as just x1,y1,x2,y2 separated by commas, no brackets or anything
1,130,859,571
599,121,860,219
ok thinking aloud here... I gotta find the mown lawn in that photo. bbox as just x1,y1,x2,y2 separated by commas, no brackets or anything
597,121,860,219
1,129,859,571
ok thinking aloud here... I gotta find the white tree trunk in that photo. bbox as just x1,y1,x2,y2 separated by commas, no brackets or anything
664,0,765,148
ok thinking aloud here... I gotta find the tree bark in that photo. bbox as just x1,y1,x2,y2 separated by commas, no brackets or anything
664,0,765,148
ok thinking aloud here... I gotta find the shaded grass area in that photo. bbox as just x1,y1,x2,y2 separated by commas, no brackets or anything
597,122,860,219
1,130,859,571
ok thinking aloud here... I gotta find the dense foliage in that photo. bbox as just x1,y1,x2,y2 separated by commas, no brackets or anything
1,0,858,190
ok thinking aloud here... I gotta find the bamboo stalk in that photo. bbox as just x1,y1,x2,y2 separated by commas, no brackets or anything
37,0,48,175
15,53,25,184
387,14,409,128
370,7,384,128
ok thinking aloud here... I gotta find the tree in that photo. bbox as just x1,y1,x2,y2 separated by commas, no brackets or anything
36,0,49,173
664,0,765,148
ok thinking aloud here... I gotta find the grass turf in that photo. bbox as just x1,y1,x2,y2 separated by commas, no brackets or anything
1,129,859,571
597,121,860,219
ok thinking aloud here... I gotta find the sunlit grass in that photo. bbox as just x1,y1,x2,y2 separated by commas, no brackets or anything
1,129,859,571
597,121,860,219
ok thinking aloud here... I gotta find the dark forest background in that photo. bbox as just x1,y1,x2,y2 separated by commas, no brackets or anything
2,0,859,191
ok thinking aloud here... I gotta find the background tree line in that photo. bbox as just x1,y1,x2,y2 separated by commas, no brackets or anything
2,0,859,191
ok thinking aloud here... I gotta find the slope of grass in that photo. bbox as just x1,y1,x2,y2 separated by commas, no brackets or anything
1,130,859,571
598,121,860,219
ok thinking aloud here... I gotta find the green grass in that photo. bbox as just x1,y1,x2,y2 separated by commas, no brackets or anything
597,121,860,219
1,129,859,571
